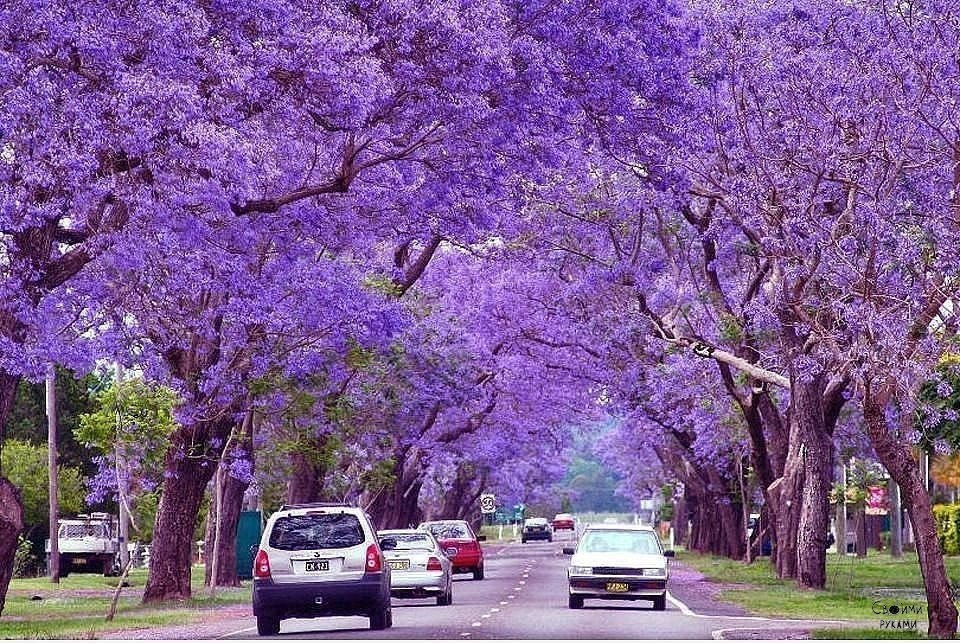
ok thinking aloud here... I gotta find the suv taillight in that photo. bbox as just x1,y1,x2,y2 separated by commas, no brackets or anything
427,556,442,571
365,544,382,572
253,549,271,579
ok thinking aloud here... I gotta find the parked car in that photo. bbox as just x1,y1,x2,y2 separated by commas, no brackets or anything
553,513,575,530
564,523,674,610
417,520,486,580
377,529,453,605
252,502,393,636
521,517,553,543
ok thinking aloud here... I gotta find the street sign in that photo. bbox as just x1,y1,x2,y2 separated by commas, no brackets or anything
480,494,496,514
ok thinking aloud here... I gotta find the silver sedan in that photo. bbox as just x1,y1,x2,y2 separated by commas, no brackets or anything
378,529,453,606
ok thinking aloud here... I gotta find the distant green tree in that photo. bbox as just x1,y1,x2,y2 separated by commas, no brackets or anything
1,440,84,538
5,367,103,477
564,457,630,512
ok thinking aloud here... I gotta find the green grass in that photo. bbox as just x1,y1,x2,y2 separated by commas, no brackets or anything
0,566,249,639
678,551,954,622
811,627,924,639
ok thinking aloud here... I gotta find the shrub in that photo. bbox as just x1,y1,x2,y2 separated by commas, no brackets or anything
13,535,38,578
932,503,960,555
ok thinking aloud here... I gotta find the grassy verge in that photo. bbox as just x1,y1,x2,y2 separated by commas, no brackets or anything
811,628,924,639
0,566,249,639
678,550,956,638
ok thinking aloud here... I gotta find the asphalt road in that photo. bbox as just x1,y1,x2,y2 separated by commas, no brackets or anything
218,532,847,640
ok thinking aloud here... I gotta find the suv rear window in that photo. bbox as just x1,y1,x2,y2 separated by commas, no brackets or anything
425,523,470,539
269,513,365,550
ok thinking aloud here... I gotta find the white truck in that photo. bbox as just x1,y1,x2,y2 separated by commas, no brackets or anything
45,513,120,576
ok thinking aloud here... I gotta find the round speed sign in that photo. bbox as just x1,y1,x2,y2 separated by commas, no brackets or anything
479,494,496,514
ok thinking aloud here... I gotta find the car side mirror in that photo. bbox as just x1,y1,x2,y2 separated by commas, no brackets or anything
562,547,576,555
477,535,487,542
379,537,398,551
663,550,676,558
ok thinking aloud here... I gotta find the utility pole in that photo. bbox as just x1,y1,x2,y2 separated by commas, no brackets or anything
115,363,130,571
46,365,60,583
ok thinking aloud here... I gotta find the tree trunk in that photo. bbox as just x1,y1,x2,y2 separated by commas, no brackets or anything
864,397,957,639
0,478,23,616
286,451,323,505
143,431,221,603
770,377,833,587
365,448,424,529
204,468,247,587
855,506,867,558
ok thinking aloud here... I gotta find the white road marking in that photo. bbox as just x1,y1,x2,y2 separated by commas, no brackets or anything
499,601,509,605
216,627,255,639
508,594,516,599
491,608,501,613
668,591,848,625
519,580,526,585
513,586,521,590
472,621,482,627
481,614,491,619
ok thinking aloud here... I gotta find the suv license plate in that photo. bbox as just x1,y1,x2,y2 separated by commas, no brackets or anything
606,582,630,593
305,560,330,572
388,560,410,571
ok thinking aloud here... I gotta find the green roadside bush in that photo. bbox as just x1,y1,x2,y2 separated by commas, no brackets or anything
932,503,960,555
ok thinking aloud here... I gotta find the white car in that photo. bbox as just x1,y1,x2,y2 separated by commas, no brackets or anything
564,524,674,610
252,503,392,635
378,529,453,605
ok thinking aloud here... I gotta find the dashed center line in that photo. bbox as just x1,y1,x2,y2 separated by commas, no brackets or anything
472,621,482,627
499,600,509,605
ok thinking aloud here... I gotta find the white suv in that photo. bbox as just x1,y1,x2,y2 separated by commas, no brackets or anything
252,503,393,635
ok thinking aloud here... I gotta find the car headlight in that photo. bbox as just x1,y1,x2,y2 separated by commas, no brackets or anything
569,566,592,575
643,568,666,577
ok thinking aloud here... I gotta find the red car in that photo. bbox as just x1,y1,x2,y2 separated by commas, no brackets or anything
553,513,575,530
418,520,485,580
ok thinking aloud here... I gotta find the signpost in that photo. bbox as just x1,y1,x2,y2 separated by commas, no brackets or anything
480,494,496,514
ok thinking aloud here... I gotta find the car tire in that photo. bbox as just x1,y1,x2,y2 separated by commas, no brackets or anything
569,594,584,609
256,614,281,636
369,601,392,630
473,564,484,580
438,583,453,606
521,538,527,544
653,594,667,611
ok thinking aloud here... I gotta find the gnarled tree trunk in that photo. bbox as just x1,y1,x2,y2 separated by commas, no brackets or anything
0,478,23,616
365,447,424,529
143,416,233,603
864,396,957,639
0,371,24,617
203,467,248,587
770,374,832,588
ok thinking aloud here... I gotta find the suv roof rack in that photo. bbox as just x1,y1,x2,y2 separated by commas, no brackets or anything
279,502,353,511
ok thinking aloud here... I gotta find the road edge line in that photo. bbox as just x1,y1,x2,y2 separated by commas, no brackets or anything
216,626,257,639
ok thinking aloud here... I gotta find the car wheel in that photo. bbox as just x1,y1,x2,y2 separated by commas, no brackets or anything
569,594,584,609
370,601,392,630
521,538,527,544
473,564,484,580
438,583,453,606
256,614,281,636
653,594,667,611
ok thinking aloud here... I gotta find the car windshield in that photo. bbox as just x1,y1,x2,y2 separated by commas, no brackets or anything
384,533,435,551
579,530,661,554
269,514,365,550
424,523,470,539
